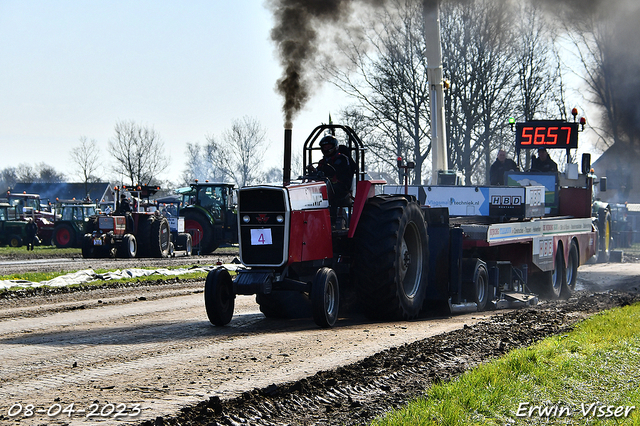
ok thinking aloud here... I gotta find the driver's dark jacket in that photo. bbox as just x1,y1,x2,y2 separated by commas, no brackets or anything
318,152,353,200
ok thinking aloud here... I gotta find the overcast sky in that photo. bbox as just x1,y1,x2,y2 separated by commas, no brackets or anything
0,1,345,183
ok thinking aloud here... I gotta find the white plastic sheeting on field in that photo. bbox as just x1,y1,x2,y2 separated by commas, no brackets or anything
0,265,243,290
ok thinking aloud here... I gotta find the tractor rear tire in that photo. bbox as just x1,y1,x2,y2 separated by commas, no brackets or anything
136,216,154,257
597,210,612,263
149,217,171,258
204,268,235,326
353,196,429,320
311,267,339,328
183,210,217,254
53,224,75,248
9,235,22,248
118,234,138,258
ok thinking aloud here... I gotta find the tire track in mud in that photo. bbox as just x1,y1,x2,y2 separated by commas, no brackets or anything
139,292,640,426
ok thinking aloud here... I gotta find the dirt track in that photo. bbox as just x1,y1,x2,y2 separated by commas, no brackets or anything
0,252,638,425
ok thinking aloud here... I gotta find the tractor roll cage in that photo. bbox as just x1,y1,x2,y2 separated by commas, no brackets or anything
302,124,366,184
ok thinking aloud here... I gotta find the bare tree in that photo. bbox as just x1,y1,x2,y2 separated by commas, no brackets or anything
441,0,520,185
8,163,65,183
206,116,267,187
36,163,66,183
0,167,18,191
322,0,430,184
71,136,101,196
511,1,563,170
108,120,169,186
515,3,558,122
180,142,225,185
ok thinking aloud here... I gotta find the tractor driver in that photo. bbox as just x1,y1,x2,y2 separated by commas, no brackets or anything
311,135,354,224
118,194,132,214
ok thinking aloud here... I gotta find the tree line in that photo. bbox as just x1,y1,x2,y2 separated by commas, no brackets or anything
324,0,636,185
2,0,635,191
0,116,270,195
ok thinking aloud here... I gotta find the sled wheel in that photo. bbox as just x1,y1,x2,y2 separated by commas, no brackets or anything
561,241,579,299
472,261,489,311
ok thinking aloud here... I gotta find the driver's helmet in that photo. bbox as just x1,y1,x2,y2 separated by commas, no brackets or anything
319,135,339,157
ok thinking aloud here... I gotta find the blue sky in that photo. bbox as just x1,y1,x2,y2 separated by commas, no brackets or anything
0,1,344,183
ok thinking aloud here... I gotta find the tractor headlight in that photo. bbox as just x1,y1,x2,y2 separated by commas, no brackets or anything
276,215,284,223
242,215,250,223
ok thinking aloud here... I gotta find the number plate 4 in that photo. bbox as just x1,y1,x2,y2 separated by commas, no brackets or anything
250,229,272,245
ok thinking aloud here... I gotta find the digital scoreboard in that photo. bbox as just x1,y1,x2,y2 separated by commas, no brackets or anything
515,121,579,150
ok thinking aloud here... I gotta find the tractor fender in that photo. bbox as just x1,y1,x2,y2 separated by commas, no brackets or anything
347,180,388,238
181,205,216,226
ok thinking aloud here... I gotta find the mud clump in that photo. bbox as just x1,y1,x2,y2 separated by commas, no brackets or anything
138,291,640,426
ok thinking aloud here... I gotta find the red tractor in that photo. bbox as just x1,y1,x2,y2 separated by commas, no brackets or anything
82,185,174,258
204,125,429,327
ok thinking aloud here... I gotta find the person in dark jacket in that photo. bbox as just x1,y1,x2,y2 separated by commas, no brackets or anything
316,135,354,203
309,135,354,227
489,149,519,185
118,194,132,214
25,218,38,251
531,148,558,172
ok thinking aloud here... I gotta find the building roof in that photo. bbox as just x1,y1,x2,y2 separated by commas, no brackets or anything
9,182,114,204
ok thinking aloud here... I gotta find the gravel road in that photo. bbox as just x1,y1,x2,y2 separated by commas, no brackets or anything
0,251,638,425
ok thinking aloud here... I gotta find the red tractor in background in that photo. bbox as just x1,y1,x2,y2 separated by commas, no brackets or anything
204,124,428,327
82,185,182,259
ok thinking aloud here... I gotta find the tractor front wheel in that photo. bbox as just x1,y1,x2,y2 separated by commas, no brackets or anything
119,234,138,258
463,259,489,311
311,267,340,328
177,232,193,256
204,268,235,326
81,235,95,258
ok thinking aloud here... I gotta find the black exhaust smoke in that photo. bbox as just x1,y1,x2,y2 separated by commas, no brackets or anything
284,128,292,186
267,0,387,128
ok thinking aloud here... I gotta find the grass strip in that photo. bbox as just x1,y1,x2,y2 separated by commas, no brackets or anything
373,303,640,425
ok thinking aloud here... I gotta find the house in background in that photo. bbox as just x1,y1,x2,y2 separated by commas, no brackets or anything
591,143,640,204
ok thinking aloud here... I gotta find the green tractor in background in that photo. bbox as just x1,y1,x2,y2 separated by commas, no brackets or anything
177,181,237,254
0,203,28,247
52,201,98,248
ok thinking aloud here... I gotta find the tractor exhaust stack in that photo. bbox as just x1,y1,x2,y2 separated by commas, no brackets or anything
283,128,292,186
